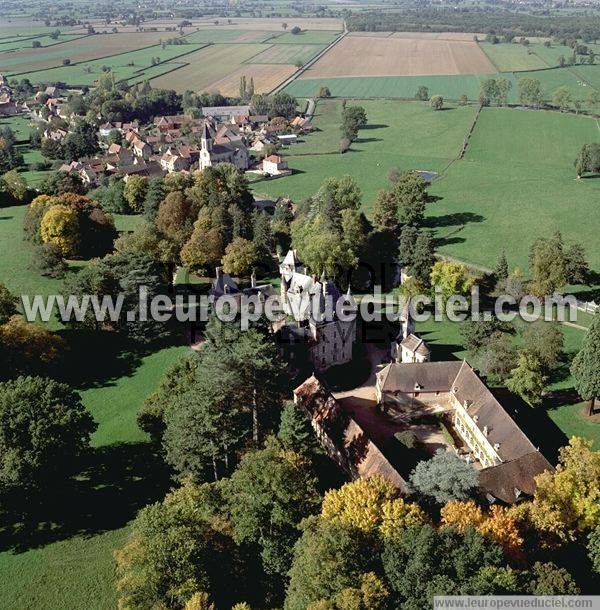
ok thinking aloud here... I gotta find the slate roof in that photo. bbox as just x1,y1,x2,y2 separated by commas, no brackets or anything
478,452,553,503
377,360,464,394
401,333,430,356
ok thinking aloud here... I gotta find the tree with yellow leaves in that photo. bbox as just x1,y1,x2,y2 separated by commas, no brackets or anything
40,204,79,257
321,476,426,538
184,592,215,610
528,437,600,542
308,572,389,610
441,501,523,559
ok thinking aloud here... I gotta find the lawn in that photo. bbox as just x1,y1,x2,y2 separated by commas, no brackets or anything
427,107,600,272
252,98,478,210
529,42,577,67
479,41,547,72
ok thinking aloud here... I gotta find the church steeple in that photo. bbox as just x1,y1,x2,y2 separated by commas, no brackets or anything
201,122,213,152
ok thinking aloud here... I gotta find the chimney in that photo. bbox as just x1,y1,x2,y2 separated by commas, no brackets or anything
216,266,222,279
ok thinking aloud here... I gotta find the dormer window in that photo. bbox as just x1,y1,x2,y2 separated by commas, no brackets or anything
514,488,522,499
453,386,459,393
473,415,479,423
493,443,500,451
415,383,423,391
483,425,489,436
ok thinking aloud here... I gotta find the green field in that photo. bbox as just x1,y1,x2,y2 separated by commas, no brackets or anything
249,43,324,64
427,107,600,271
479,41,547,71
529,42,577,67
286,65,600,104
273,30,340,44
183,28,272,44
252,98,478,210
12,41,207,85
286,73,493,100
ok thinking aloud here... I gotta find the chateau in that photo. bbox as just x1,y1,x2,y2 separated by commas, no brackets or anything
279,250,357,372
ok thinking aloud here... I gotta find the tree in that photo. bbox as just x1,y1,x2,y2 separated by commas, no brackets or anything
575,142,600,177
138,355,198,442
528,437,600,541
2,169,29,203
373,190,399,234
143,176,165,220
115,481,240,610
409,450,479,503
29,242,67,278
40,204,79,256
571,313,600,414
415,86,429,101
310,572,389,610
525,562,580,595
553,86,572,111
529,233,566,296
394,172,427,227
278,402,315,454
0,283,18,325
222,237,259,278
587,525,600,574
518,78,543,108
291,26,302,35
62,121,99,162
430,261,474,303
0,316,65,377
123,174,148,214
522,321,563,374
564,242,589,284
441,501,524,559
507,350,546,407
320,476,425,539
225,438,321,576
0,376,96,494
382,524,507,608
285,518,375,610
494,251,509,284
318,86,331,98
341,106,367,141
430,95,444,110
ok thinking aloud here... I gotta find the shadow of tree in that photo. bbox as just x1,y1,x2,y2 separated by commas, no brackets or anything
0,442,172,553
425,212,485,229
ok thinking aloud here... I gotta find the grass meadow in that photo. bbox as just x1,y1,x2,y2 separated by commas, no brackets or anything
479,41,547,71
252,99,478,209
0,204,190,609
427,107,600,272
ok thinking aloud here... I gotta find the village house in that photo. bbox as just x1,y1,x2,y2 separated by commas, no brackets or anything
291,115,314,132
375,360,553,503
262,154,290,176
131,137,152,159
202,105,250,122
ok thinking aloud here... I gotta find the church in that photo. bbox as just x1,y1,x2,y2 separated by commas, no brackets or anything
199,122,249,171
